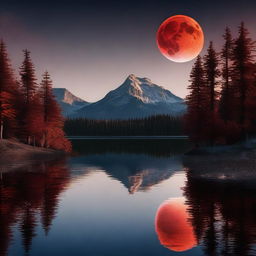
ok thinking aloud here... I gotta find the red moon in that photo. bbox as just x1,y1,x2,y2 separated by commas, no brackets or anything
155,197,197,252
157,15,204,62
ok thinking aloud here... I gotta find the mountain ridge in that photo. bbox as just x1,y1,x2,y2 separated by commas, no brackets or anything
68,74,186,119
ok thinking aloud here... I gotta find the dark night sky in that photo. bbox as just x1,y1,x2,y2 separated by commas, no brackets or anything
1,0,256,101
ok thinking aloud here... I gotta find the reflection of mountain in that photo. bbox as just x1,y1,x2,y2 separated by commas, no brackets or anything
0,159,70,256
183,160,256,256
70,153,182,193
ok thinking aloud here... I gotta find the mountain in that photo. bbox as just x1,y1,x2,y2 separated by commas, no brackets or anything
72,74,186,119
53,88,90,116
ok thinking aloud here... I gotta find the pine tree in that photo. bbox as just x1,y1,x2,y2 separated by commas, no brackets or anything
19,50,39,144
39,72,71,152
231,22,255,136
219,27,233,122
185,56,206,145
0,40,16,139
204,41,220,112
203,42,220,144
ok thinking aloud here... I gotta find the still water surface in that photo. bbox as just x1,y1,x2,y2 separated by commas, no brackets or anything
2,139,256,256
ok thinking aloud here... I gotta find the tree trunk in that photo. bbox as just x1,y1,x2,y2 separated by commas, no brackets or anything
42,133,46,148
0,120,3,140
27,135,31,145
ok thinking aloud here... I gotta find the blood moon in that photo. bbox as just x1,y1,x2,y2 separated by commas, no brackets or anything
155,197,197,252
157,15,204,62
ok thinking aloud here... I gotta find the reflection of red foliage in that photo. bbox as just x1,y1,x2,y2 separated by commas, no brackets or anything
0,159,70,255
155,198,197,252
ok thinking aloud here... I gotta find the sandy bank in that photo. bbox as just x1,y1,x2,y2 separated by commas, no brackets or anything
0,139,65,166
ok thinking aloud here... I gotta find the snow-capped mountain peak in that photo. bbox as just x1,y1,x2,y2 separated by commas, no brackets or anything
119,74,183,104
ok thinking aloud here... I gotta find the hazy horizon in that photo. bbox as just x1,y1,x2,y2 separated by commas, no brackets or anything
1,0,256,101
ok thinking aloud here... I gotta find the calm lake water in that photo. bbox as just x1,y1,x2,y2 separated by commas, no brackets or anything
2,139,256,256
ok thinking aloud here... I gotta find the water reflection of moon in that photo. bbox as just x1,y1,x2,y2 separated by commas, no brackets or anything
155,197,197,252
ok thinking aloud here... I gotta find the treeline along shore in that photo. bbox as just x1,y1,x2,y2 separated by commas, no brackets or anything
65,115,183,136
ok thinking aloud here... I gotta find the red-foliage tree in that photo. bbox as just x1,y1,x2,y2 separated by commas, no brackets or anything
0,40,17,139
39,72,72,152
0,40,71,152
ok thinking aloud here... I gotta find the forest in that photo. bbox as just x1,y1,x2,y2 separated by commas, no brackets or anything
185,22,256,145
0,41,71,152
64,115,183,136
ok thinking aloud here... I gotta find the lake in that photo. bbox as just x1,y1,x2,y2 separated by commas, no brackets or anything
2,139,256,256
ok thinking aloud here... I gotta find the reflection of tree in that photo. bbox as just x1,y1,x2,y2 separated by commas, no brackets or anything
184,170,256,256
20,206,37,253
0,159,70,256
0,178,17,256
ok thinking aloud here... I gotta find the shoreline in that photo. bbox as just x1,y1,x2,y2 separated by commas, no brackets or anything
186,140,256,156
0,139,66,167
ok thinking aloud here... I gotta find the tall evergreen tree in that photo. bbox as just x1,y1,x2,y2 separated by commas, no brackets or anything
219,27,233,122
0,40,16,139
204,41,220,112
203,42,220,144
185,56,206,145
19,50,38,144
39,71,71,151
231,22,255,135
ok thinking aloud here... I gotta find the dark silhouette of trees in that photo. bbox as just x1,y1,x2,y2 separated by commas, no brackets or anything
219,27,233,123
186,22,256,145
203,42,220,145
185,56,206,145
231,22,255,137
204,42,220,113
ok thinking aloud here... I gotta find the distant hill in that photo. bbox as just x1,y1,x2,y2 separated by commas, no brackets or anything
55,74,186,119
53,88,90,116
